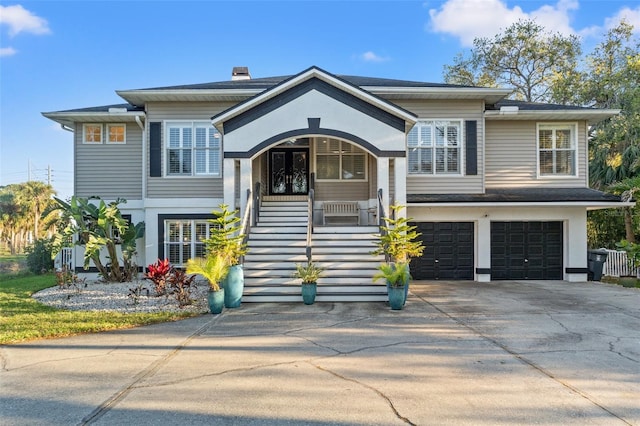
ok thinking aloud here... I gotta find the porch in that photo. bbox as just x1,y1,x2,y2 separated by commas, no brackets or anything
241,195,389,302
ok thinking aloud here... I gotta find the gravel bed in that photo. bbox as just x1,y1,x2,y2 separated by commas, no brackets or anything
32,280,210,314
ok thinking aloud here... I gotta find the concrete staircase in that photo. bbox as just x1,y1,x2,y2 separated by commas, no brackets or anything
243,198,387,302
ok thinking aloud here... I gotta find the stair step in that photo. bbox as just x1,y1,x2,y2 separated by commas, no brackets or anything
242,294,388,303
249,234,306,240
315,226,379,234
260,205,307,212
247,247,307,254
245,254,309,262
259,216,307,223
252,225,307,230
248,240,307,247
313,233,378,240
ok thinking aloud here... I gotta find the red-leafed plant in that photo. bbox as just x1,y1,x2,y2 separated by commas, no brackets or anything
167,268,197,307
144,258,173,296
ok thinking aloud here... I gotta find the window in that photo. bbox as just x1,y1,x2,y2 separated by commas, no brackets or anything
166,122,222,176
83,124,103,144
408,120,461,175
107,124,126,144
538,123,577,176
316,138,366,180
164,219,214,266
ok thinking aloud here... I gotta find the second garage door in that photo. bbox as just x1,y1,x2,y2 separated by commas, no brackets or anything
410,222,474,280
491,221,563,280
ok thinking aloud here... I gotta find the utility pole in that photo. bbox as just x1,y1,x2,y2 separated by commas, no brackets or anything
28,159,31,181
48,164,52,186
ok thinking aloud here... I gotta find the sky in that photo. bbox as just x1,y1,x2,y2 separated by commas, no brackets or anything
1,0,639,200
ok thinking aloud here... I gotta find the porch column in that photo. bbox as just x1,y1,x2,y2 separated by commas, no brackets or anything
566,212,588,282
239,158,252,217
376,157,389,219
476,217,491,282
393,157,407,209
223,158,235,210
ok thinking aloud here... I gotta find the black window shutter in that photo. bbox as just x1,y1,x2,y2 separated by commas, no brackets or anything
149,122,162,177
465,120,478,176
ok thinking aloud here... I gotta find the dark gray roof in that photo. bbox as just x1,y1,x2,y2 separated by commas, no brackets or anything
135,70,470,92
408,188,623,204
51,103,143,114
489,99,601,112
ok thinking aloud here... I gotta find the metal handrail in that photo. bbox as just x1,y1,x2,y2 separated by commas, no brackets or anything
253,182,261,227
306,195,315,262
239,188,252,264
306,174,315,262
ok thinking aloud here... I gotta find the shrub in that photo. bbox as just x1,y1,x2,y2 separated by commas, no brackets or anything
144,258,172,295
25,238,54,274
167,269,197,307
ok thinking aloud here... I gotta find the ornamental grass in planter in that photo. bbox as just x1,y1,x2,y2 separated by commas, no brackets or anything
294,262,323,305
186,255,229,314
372,204,424,307
206,204,248,308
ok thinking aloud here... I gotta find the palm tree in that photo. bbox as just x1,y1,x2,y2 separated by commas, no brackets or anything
0,187,30,254
15,181,56,240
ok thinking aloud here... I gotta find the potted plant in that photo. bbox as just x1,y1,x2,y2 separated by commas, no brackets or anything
372,204,424,306
206,204,248,308
294,262,323,305
186,255,229,314
373,262,411,310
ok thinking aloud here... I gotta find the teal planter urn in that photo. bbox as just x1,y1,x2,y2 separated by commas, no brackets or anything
207,289,225,314
222,264,244,308
387,286,405,310
301,282,317,305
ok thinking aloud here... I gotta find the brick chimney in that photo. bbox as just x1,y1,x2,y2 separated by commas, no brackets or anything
232,66,251,81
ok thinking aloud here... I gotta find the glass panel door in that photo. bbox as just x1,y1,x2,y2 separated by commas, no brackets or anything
269,148,309,195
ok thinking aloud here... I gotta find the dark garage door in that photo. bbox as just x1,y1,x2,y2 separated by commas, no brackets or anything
491,221,563,280
410,222,474,280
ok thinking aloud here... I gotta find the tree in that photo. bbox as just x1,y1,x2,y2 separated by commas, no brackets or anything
15,181,56,240
588,22,640,189
586,22,640,246
53,196,145,282
443,19,582,103
605,176,640,243
0,187,28,254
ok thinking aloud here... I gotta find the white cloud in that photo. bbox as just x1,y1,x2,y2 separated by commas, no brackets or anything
605,6,640,32
428,0,582,46
0,4,50,37
360,51,390,63
428,0,528,46
0,46,17,56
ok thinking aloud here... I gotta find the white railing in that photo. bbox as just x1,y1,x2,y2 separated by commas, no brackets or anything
54,247,74,272
601,249,639,277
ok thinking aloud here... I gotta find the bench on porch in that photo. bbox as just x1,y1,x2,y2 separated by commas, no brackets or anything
322,201,360,225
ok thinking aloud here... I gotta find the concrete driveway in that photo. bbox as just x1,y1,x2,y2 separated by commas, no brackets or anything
1,280,638,425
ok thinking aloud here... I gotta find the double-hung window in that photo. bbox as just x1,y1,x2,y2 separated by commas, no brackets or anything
164,219,214,266
166,122,221,176
408,120,461,175
538,124,577,176
316,138,366,180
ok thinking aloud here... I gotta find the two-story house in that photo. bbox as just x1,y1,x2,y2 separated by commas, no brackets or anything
43,66,628,302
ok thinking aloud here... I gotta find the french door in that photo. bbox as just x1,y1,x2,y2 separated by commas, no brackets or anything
269,148,309,195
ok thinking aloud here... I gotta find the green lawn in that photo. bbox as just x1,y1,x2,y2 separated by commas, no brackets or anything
0,274,201,345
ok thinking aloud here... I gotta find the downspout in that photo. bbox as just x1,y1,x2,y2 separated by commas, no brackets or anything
135,115,144,131
60,124,74,132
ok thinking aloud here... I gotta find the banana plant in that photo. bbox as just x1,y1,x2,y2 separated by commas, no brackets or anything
53,196,145,282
